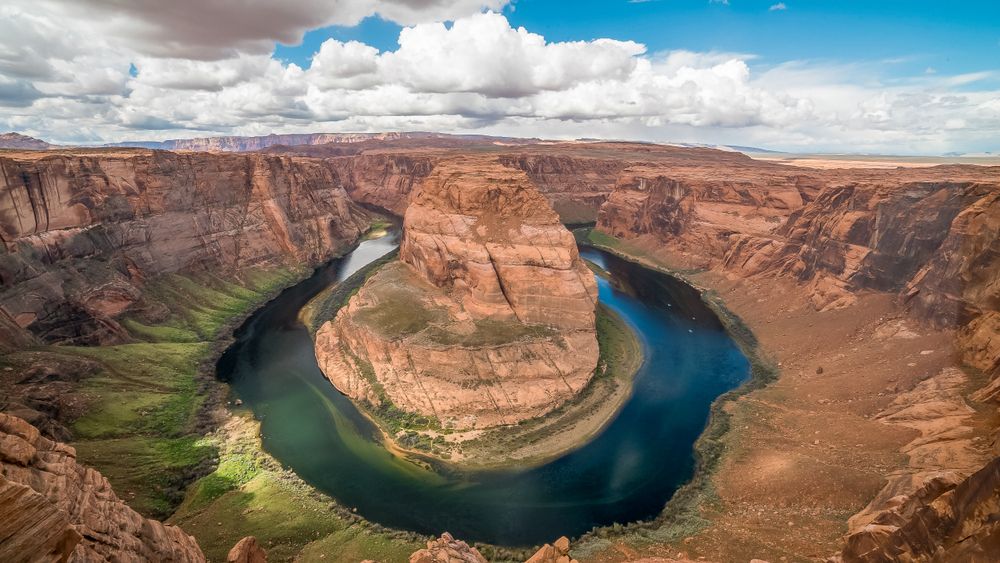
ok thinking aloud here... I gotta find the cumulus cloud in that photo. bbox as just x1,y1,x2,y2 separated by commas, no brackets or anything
770,3,787,11
0,5,996,154
39,0,511,59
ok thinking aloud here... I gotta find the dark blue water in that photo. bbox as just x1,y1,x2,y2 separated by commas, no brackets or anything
217,235,749,547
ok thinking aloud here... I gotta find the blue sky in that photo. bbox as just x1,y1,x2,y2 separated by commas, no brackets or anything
276,0,1000,83
3,0,998,153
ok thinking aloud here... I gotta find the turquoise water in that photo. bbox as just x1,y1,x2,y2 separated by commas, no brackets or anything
217,234,749,546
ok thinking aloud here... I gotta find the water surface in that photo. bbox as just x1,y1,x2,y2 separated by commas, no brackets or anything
218,234,749,546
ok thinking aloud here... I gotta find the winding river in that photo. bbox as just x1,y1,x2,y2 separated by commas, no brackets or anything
216,231,749,547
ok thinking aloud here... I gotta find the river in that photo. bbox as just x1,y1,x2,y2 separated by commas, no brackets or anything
216,231,749,546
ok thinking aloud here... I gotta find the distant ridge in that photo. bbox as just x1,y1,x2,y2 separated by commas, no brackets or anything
104,132,539,152
0,132,53,150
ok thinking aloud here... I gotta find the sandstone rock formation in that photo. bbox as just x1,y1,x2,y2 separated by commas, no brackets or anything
525,536,578,563
0,149,371,345
227,536,267,563
0,413,205,562
316,157,599,429
835,456,1000,562
410,532,488,563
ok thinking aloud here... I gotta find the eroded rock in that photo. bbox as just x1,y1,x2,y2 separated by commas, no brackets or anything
0,413,205,562
316,157,599,430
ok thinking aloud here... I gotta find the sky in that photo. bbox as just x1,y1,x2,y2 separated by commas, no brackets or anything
1,0,998,154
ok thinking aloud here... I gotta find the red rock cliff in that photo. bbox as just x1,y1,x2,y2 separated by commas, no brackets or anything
0,413,205,562
316,157,599,430
0,150,371,344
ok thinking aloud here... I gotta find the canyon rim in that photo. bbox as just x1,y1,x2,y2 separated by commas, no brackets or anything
1,1,999,562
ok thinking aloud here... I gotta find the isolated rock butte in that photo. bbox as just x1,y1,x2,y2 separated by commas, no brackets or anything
316,157,599,429
0,413,205,562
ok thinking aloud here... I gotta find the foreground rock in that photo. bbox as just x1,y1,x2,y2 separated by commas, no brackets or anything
316,157,598,430
835,456,1000,562
590,161,1000,560
227,536,267,563
0,413,205,562
410,532,488,563
525,536,578,563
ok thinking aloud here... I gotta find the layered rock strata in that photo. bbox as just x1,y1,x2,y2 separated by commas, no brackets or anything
316,157,598,429
0,150,371,345
0,413,205,562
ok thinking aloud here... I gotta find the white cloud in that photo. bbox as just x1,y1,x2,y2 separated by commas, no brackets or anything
769,3,787,11
0,5,997,155
38,0,511,59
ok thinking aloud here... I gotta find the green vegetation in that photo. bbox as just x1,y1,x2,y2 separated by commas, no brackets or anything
423,318,556,347
304,249,399,334
171,413,425,562
354,287,437,338
58,266,307,519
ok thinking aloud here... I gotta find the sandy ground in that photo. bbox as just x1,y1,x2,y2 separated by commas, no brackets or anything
749,153,1000,169
589,240,995,563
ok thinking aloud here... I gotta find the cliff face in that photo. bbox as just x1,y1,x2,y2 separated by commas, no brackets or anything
0,413,205,562
836,456,1000,563
592,161,1000,561
596,170,1000,324
497,154,625,222
0,150,371,344
316,157,598,429
399,159,598,330
329,153,437,215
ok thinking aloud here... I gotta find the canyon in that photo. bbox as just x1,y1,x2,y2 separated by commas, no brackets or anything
0,135,997,562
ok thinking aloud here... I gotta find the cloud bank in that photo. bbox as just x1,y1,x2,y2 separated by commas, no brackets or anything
1,1,996,154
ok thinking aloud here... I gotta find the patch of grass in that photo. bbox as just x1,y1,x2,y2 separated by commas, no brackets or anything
68,342,209,439
59,266,310,519
74,435,216,519
122,319,201,343
305,250,399,334
354,290,436,338
171,414,425,562
423,318,556,347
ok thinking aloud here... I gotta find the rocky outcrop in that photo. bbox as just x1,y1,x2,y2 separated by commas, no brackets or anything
226,536,266,563
316,157,599,429
0,150,371,344
525,536,578,563
399,158,598,330
0,413,205,562
835,457,1000,562
410,533,488,563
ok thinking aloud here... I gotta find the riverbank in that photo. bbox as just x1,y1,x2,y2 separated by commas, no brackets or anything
447,303,644,469
574,231,995,562
304,251,645,470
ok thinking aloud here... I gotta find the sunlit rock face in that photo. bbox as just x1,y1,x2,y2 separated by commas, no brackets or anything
0,150,371,345
0,413,206,562
316,157,599,430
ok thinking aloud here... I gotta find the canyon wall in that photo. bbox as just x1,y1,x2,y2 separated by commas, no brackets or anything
595,169,1000,337
591,160,1000,561
316,157,599,429
0,150,371,344
0,413,205,562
